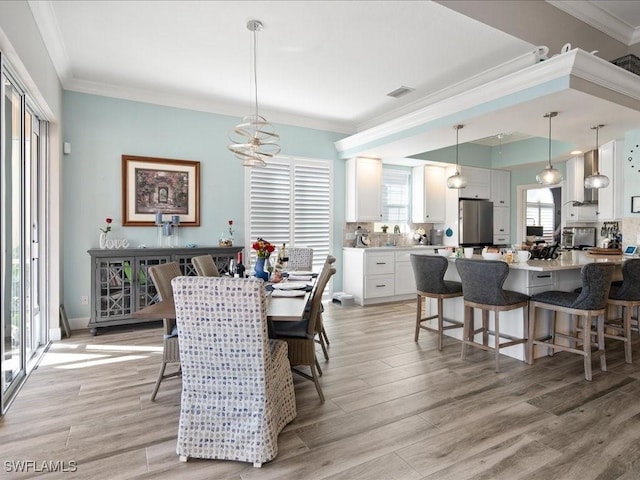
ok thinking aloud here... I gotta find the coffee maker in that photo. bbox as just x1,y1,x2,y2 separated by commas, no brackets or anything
354,226,370,248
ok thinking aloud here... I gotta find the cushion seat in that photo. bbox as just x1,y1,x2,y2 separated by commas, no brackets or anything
532,290,581,308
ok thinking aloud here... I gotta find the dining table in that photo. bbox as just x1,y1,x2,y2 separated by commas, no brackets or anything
133,277,313,323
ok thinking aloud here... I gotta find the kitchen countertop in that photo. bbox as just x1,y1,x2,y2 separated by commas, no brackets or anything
343,245,446,250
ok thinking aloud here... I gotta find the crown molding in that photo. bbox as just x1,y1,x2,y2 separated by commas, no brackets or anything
547,0,639,46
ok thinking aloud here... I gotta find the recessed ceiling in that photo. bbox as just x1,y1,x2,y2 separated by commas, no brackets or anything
27,0,640,158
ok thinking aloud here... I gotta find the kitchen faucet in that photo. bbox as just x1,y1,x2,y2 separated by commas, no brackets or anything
393,225,400,245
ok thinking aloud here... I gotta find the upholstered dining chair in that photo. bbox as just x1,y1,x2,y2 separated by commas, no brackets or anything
605,258,640,363
191,254,220,277
528,262,615,381
285,247,313,271
147,261,182,401
172,276,296,468
410,254,463,349
455,258,529,372
314,255,336,360
271,261,336,403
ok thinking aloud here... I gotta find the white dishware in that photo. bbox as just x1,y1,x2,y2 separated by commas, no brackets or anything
482,252,503,261
517,250,531,263
464,247,474,258
438,248,451,257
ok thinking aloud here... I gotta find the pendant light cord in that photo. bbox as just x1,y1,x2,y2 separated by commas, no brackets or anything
547,113,552,168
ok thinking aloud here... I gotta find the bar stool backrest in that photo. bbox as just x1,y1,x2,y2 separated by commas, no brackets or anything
612,258,640,301
572,263,615,310
455,259,511,306
410,255,450,294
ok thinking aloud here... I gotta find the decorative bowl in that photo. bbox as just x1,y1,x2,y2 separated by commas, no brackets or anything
482,252,503,261
438,248,452,257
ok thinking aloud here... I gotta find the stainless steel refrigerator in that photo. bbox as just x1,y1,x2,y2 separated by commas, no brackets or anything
459,199,494,246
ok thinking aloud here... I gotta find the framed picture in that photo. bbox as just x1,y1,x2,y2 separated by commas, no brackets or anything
122,155,200,226
633,196,640,214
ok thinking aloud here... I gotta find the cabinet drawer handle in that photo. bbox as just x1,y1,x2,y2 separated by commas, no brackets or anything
376,284,387,288
375,262,387,265
499,229,504,232
500,200,504,204
536,275,552,278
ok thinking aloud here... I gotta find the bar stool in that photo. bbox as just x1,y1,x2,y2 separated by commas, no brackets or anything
606,258,640,363
409,254,463,350
528,263,615,381
455,259,529,372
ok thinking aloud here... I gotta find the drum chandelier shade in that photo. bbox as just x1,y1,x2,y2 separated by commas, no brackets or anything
584,124,609,189
228,20,280,168
536,112,563,186
446,124,468,189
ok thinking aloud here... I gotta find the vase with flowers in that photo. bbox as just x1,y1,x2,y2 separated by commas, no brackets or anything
99,217,113,248
219,220,234,247
252,238,275,281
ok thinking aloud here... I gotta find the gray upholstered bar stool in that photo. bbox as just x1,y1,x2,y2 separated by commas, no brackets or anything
606,258,640,363
455,258,529,372
410,254,463,350
528,263,615,381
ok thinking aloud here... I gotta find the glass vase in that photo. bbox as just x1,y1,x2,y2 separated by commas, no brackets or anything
254,257,269,281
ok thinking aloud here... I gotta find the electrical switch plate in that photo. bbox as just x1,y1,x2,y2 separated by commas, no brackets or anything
81,295,88,305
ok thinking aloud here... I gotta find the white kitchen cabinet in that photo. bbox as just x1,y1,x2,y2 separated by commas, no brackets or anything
345,157,383,222
491,169,510,206
394,250,417,295
564,156,598,223
596,139,624,221
342,247,437,305
412,164,446,223
459,166,491,199
493,205,510,245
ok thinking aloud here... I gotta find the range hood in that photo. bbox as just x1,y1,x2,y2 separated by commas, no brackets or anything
582,150,598,205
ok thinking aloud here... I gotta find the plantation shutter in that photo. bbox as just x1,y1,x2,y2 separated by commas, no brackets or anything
247,157,333,271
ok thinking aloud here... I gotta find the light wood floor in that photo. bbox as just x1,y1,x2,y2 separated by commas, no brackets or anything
3,300,640,479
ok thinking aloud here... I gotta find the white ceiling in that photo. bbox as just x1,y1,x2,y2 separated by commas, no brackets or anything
28,0,640,157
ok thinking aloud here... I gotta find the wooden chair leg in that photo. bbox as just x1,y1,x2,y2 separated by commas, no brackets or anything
150,361,167,401
549,311,558,356
624,305,633,363
494,310,501,373
523,303,530,365
482,310,489,346
415,294,422,342
437,297,444,351
527,303,535,365
310,361,325,403
597,313,607,372
461,304,470,360
582,314,592,381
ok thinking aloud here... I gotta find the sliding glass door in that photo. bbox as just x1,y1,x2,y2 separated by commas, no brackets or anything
1,63,48,414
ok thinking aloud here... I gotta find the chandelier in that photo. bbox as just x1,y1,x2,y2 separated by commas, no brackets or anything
584,124,609,189
228,20,280,167
446,125,468,189
535,112,563,186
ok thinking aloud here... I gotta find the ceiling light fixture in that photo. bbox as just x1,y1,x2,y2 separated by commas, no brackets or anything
447,125,467,189
584,124,609,189
535,111,563,186
228,20,280,168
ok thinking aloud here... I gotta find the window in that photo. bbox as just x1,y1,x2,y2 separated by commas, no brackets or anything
246,157,332,272
526,188,555,242
381,167,411,223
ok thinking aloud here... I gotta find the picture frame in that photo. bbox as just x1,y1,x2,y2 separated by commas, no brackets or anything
122,155,200,226
632,196,640,214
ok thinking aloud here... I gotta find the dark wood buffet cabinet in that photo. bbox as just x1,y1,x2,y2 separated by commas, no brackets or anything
87,246,243,335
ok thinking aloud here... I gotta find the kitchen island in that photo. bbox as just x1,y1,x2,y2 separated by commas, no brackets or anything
436,250,624,361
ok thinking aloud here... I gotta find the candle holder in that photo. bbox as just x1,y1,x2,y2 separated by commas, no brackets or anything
155,213,180,247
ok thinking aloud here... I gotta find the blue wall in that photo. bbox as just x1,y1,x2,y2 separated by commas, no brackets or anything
63,92,345,319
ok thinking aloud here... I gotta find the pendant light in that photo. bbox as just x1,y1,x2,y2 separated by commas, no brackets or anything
536,112,563,186
584,124,609,189
228,20,280,167
446,125,467,189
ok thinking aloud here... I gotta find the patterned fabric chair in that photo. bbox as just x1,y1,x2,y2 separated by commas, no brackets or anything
455,258,529,372
606,258,640,363
271,260,336,403
528,263,615,381
285,247,313,271
172,276,296,467
410,254,463,349
147,261,183,401
191,254,220,277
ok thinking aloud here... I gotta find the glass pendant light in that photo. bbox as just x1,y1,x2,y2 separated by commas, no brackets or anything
536,112,563,186
446,125,467,189
228,20,280,167
584,124,609,189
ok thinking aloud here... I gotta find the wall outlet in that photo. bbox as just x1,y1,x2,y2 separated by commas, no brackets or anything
81,295,89,305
